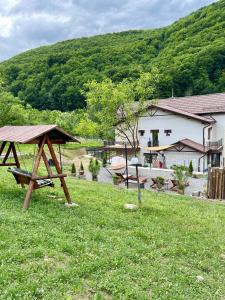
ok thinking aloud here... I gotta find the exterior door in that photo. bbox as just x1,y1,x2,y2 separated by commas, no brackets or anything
211,153,221,167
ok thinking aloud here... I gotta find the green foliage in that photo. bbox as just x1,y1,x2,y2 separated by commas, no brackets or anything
0,91,27,126
80,161,84,172
74,114,101,138
71,163,76,176
83,71,159,148
62,139,103,150
0,1,225,111
102,154,107,167
171,164,190,174
173,166,188,190
88,158,101,178
189,160,194,174
156,176,164,188
0,77,83,134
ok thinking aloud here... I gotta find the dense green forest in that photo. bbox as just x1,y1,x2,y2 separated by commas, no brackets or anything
0,0,225,111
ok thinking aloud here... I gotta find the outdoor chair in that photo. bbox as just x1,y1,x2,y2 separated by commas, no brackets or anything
170,179,179,191
129,175,148,183
115,172,132,181
150,177,157,189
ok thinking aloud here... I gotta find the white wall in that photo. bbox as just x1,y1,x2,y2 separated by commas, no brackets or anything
128,166,174,179
210,114,225,141
162,151,204,171
138,109,204,148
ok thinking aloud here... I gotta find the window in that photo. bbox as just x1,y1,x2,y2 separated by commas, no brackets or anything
164,129,172,136
151,130,159,146
208,127,212,140
139,130,145,136
144,153,157,165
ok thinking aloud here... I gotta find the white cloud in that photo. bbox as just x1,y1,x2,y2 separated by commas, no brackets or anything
0,0,217,61
0,15,13,37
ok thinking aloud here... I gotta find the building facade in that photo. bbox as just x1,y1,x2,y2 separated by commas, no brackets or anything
116,92,225,172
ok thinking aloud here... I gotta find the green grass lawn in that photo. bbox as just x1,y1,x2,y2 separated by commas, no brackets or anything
62,139,103,150
0,168,225,299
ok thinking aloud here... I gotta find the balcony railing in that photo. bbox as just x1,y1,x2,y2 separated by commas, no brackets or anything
207,139,223,149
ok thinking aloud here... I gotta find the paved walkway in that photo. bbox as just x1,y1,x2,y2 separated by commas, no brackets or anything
81,167,207,196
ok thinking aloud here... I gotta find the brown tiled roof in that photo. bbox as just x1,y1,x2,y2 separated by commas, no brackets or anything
0,125,79,144
159,92,225,115
172,139,209,153
153,104,214,124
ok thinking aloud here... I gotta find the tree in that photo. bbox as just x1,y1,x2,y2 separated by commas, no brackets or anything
0,77,28,126
79,161,84,175
83,71,159,154
71,163,76,176
189,160,194,175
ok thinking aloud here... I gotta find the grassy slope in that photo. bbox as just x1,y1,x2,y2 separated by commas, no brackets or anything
0,166,225,299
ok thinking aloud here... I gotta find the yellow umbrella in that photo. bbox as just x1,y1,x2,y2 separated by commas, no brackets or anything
143,145,173,152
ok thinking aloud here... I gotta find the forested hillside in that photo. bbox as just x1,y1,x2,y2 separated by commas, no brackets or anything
0,0,224,111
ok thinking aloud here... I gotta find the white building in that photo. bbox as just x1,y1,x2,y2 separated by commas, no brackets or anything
115,92,225,172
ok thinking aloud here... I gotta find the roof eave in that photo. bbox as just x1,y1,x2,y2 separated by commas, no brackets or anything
149,104,214,124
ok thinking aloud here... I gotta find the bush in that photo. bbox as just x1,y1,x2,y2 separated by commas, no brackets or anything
189,160,194,175
71,163,76,176
173,166,188,192
79,161,84,175
156,176,164,188
171,164,190,175
102,154,107,167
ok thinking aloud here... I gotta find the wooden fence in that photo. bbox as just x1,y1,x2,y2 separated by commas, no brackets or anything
207,168,225,199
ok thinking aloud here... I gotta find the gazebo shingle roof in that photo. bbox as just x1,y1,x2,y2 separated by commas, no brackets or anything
0,125,79,144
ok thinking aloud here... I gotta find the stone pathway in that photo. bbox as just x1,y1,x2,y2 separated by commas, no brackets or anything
77,166,207,197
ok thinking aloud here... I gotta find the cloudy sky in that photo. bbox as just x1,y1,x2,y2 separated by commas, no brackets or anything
0,0,216,61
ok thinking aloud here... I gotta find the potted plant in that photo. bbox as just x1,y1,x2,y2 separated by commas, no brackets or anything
88,158,101,181
71,163,76,176
113,174,120,185
173,167,187,195
156,176,165,191
177,182,185,194
79,161,84,176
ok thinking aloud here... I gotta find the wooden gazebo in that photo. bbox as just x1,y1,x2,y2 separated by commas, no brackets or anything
0,125,79,210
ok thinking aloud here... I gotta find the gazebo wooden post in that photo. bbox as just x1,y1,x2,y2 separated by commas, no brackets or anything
46,135,72,204
2,142,13,164
11,142,25,188
0,141,6,157
22,136,46,211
